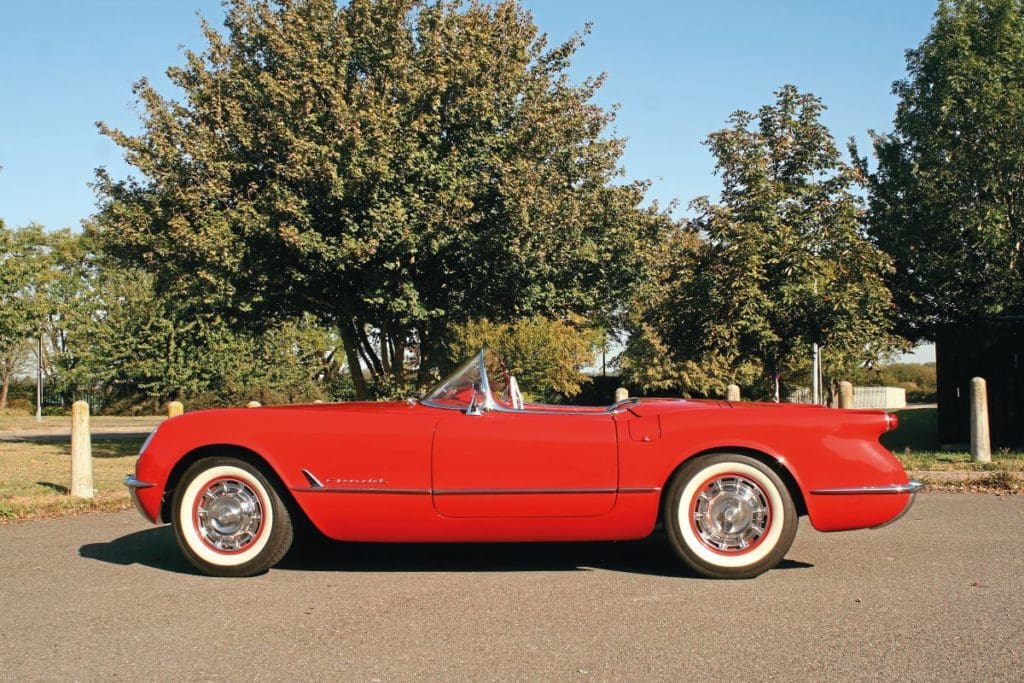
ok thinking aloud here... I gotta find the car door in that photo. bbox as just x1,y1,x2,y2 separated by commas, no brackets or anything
431,409,618,518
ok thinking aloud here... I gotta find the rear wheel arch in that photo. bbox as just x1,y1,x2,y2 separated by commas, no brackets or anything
659,447,807,519
661,450,802,578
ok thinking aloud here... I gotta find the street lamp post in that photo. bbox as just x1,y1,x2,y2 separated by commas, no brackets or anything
812,342,821,405
35,335,42,423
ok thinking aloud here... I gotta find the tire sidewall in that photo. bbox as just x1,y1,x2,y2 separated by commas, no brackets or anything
172,458,289,576
664,454,797,579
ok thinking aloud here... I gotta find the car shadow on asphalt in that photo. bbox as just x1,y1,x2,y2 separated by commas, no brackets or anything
79,526,195,574
79,526,814,579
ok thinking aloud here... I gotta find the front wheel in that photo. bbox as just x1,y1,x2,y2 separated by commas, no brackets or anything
664,453,797,579
172,457,293,577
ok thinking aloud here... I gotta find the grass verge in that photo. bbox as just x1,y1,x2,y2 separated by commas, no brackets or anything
0,438,143,523
884,407,1023,493
0,415,162,432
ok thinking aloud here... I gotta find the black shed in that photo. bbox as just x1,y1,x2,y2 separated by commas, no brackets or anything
936,317,1024,448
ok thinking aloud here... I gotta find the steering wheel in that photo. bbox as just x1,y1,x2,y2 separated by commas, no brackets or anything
508,375,524,410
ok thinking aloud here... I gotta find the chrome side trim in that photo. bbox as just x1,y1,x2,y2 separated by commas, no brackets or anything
433,487,618,496
809,481,923,496
301,469,324,488
293,487,431,495
291,486,659,496
124,476,155,489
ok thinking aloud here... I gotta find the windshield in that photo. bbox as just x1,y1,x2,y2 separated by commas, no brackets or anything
422,354,485,410
422,349,511,410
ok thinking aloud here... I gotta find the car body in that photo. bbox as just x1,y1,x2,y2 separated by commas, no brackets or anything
126,349,920,578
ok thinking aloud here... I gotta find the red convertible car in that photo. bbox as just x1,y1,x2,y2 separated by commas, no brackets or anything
126,349,920,579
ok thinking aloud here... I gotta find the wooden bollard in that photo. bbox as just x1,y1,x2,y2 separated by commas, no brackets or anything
970,377,991,463
726,384,740,402
614,387,628,403
838,381,854,409
166,401,183,418
70,400,94,499
246,401,262,408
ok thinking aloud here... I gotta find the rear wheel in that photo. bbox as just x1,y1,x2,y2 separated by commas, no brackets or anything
172,457,293,577
664,453,797,579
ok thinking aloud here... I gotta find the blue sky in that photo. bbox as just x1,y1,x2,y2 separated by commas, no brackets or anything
0,0,938,359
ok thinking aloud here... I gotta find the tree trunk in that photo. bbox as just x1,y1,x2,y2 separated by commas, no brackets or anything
389,332,404,380
380,333,392,375
354,321,384,378
339,325,369,400
416,329,435,387
0,372,9,412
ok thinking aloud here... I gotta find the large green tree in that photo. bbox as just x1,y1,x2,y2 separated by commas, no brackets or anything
91,0,667,398
861,0,1024,339
0,222,65,411
625,86,899,400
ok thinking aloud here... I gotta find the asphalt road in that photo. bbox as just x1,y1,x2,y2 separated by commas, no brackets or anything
1,493,1021,681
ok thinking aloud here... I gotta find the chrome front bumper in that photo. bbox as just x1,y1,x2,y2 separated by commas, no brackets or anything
810,481,923,529
124,475,156,523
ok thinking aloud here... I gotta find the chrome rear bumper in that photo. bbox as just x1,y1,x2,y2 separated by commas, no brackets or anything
809,481,923,496
809,481,923,529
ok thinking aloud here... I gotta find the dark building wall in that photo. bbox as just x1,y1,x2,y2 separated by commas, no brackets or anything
936,318,1024,448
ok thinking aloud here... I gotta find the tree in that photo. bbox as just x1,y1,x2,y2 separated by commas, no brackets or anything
860,0,1024,339
625,86,899,400
62,263,337,412
449,315,603,402
90,0,667,398
0,222,56,411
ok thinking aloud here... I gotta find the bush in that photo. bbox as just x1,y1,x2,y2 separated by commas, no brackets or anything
1,398,32,415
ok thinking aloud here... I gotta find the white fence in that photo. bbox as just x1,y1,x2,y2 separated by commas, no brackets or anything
789,386,906,409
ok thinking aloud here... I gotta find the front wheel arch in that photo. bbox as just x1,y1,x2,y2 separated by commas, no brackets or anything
160,444,309,531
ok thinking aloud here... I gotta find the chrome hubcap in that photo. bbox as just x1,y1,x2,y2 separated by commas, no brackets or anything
692,475,770,552
195,479,263,552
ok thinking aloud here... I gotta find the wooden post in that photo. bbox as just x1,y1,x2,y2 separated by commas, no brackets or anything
246,401,262,408
838,381,854,409
970,377,991,463
70,400,94,499
614,387,628,403
726,384,740,402
166,401,183,418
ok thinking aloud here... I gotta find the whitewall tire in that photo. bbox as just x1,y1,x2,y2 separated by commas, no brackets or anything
172,458,293,577
664,453,797,579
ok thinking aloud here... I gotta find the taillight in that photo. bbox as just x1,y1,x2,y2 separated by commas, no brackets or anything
885,412,899,432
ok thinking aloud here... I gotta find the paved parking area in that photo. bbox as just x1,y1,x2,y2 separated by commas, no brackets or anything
0,493,1021,680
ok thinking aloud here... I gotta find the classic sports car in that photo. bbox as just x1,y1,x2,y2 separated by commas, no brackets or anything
126,349,920,579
